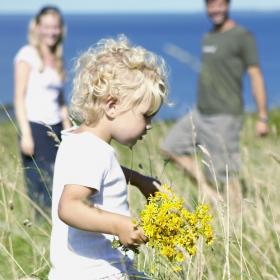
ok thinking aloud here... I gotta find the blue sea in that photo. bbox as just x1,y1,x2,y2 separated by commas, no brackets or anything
0,12,279,120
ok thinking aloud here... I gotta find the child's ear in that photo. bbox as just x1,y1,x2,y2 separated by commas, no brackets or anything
104,96,118,119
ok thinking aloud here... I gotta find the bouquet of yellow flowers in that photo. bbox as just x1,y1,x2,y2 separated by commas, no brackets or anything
140,184,213,266
113,184,214,269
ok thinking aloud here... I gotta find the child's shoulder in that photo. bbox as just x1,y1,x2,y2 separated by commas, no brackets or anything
60,128,115,159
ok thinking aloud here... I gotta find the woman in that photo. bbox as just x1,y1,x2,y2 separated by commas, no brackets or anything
14,6,71,210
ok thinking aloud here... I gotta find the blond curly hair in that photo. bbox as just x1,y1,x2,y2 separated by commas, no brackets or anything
70,35,168,125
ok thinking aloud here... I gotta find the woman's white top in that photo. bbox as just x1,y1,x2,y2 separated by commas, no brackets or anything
14,45,64,125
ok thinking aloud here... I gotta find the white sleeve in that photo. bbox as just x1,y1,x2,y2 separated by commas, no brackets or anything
14,45,38,67
60,143,111,192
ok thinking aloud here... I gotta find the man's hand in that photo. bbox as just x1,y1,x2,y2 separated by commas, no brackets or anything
256,120,269,137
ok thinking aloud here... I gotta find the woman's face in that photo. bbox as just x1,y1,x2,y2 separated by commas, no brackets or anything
38,13,62,48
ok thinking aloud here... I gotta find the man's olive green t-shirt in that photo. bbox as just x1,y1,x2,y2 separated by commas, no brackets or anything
197,26,259,115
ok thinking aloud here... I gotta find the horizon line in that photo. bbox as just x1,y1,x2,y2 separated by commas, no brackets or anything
0,9,280,15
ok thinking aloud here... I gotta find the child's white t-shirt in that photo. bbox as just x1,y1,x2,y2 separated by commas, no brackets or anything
14,45,63,125
49,128,133,280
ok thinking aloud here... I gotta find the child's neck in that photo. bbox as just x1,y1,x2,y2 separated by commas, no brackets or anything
75,123,112,144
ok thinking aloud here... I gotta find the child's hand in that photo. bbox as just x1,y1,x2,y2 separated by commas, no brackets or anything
115,217,147,249
121,167,161,199
137,175,161,198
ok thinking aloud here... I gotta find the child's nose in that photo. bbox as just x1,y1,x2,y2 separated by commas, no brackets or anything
146,124,152,130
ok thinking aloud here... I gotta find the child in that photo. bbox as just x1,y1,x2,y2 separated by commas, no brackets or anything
49,35,168,279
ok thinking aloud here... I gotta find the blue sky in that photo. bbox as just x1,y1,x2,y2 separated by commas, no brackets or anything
1,0,280,13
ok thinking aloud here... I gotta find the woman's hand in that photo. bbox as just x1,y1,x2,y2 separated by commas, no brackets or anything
20,134,35,156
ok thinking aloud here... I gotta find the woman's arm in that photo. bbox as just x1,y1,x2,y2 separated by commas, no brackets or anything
121,166,160,198
14,61,34,156
58,184,147,247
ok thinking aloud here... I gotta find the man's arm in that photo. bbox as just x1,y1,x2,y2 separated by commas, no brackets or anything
247,65,269,136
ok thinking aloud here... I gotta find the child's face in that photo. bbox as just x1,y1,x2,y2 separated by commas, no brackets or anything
111,103,154,148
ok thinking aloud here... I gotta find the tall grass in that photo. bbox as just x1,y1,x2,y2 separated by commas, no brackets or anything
0,110,280,279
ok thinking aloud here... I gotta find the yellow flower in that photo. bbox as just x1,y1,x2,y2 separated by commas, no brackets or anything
140,184,214,269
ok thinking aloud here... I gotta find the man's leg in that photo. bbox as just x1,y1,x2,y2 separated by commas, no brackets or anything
199,113,243,212
227,177,242,216
165,153,219,202
160,111,199,181
160,111,219,202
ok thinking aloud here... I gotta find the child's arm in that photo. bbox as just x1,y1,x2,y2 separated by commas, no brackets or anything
58,184,147,247
121,166,160,198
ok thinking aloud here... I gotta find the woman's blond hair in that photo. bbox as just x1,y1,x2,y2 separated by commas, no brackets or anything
70,35,168,125
28,6,65,79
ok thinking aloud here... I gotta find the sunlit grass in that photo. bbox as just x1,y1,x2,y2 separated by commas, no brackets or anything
1,109,280,279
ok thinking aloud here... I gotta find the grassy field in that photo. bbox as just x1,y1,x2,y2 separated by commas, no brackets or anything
0,110,280,279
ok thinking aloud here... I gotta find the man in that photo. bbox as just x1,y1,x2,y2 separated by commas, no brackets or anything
161,0,269,196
